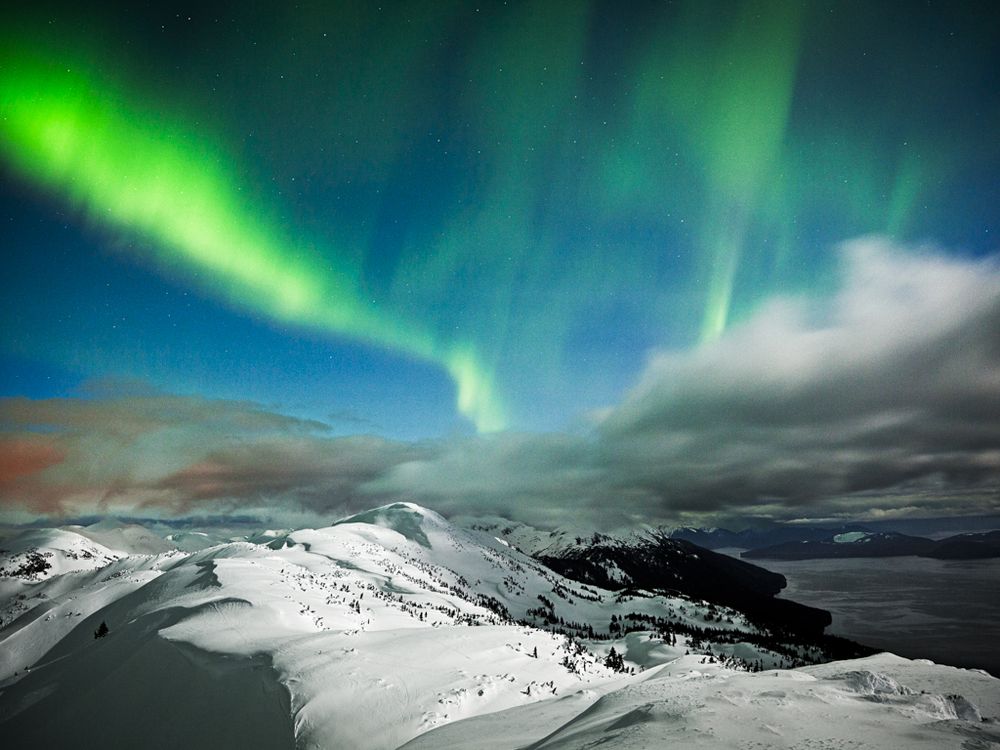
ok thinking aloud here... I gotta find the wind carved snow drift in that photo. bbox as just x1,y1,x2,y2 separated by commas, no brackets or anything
0,503,998,749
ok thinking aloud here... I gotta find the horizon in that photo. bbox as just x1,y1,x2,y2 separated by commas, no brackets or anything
3,504,999,542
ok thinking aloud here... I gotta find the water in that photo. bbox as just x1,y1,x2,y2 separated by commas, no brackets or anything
727,552,1000,676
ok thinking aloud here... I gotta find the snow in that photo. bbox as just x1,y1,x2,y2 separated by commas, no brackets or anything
834,531,871,543
0,528,123,580
2,504,997,749
67,519,176,555
405,655,1000,749
164,530,225,552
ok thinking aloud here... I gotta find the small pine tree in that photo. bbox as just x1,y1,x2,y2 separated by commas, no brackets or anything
94,621,109,639
604,647,625,672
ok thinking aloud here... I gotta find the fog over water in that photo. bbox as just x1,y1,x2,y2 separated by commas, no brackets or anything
722,552,1000,677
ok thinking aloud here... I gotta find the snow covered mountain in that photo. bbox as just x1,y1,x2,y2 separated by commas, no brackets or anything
742,530,937,559
664,523,870,550
67,517,177,555
659,524,1000,560
469,518,837,637
1,503,997,749
742,529,1000,560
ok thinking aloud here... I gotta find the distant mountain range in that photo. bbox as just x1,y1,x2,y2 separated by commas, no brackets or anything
666,525,853,550
664,520,1000,556
465,519,1000,570
740,529,1000,561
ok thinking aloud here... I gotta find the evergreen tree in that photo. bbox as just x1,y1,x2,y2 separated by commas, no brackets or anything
604,647,625,672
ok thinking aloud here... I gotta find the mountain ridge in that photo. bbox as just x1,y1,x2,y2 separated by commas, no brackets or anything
742,529,1000,560
1,503,996,749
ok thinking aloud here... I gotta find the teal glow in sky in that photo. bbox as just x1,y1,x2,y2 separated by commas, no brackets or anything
2,0,998,438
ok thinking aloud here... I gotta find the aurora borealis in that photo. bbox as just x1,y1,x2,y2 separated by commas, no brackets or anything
2,1,999,526
0,38,503,431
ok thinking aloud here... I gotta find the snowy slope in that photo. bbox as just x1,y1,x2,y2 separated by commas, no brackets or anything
163,529,228,551
1,503,997,749
0,524,181,682
403,653,1000,749
0,525,131,665
1,504,619,747
67,518,177,555
468,516,838,637
460,516,604,557
0,527,123,580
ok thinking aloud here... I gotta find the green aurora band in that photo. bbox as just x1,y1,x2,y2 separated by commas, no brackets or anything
625,1,803,342
0,45,505,431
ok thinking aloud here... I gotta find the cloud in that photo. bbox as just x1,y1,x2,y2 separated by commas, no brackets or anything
0,391,344,517
2,239,998,528
596,238,1000,515
370,238,1000,527
151,436,428,514
0,436,65,484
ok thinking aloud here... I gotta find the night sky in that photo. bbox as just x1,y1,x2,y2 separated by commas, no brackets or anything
2,1,998,528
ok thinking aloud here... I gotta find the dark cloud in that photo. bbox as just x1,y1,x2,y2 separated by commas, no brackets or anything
370,240,1000,527
2,240,998,529
151,437,427,513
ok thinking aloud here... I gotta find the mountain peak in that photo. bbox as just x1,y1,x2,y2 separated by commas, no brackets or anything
333,502,443,548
